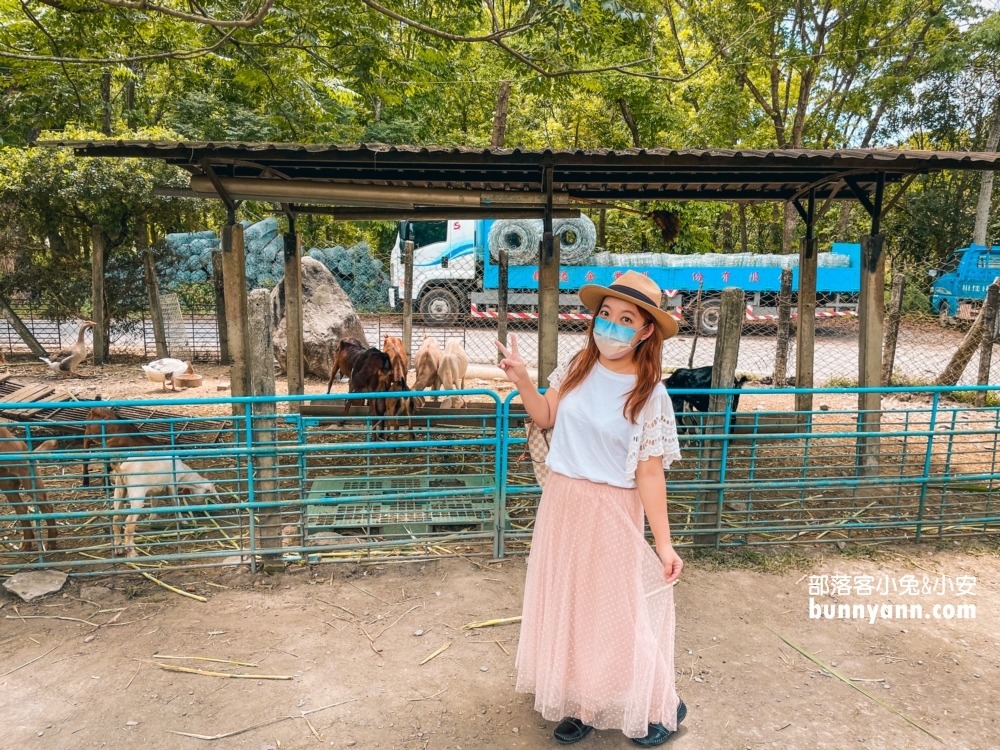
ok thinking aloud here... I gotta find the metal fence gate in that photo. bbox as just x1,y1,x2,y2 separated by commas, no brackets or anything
1,385,999,576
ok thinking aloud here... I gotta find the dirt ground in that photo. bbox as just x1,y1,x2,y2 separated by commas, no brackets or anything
1,542,997,750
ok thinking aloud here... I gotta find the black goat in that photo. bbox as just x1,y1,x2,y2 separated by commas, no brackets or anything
663,366,749,428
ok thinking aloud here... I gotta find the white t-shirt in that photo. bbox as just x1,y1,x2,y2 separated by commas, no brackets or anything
544,354,682,489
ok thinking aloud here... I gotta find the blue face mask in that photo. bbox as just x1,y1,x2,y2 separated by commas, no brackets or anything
593,315,647,359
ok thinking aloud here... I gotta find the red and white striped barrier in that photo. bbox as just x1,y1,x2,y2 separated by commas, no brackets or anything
744,305,859,322
470,304,855,323
470,305,613,321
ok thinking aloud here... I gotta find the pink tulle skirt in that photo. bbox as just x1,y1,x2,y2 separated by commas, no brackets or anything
514,471,680,738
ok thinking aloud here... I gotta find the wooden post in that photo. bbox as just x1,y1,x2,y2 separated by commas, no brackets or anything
687,281,703,368
248,289,281,569
402,239,414,361
91,225,105,366
283,228,304,399
221,222,250,406
210,249,230,365
857,234,886,473
0,293,48,357
538,165,560,386
794,215,818,412
881,272,905,386
497,248,509,365
976,279,1000,406
696,286,744,547
774,268,793,387
143,249,168,358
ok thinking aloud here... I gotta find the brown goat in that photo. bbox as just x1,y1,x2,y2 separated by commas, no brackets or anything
345,349,395,439
383,335,408,383
0,426,57,552
326,337,367,393
385,379,424,437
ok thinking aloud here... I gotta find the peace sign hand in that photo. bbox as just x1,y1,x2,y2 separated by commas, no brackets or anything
495,334,530,387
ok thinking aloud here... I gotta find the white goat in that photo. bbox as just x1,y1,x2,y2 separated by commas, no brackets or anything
112,457,218,557
437,339,469,409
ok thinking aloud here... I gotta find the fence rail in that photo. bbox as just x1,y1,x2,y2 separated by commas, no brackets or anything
1,385,999,576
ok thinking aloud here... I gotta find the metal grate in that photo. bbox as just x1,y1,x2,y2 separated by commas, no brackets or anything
161,293,192,360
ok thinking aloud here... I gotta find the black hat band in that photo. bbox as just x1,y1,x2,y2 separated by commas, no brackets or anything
606,284,658,308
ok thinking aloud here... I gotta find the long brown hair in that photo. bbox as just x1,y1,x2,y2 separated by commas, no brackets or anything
557,302,664,424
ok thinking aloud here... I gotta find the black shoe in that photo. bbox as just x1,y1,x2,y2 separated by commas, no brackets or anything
554,717,593,744
630,699,687,747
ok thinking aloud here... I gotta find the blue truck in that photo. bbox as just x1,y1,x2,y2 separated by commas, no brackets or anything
389,218,862,334
930,244,1000,324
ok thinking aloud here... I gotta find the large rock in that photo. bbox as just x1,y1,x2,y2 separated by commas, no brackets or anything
271,256,369,379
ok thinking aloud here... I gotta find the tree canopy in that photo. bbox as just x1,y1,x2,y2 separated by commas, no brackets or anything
1,0,998,318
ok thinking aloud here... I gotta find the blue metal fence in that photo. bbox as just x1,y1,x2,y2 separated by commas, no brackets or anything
1,385,998,576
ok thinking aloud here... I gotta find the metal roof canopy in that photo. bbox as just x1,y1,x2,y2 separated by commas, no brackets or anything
43,139,1000,465
44,141,1000,211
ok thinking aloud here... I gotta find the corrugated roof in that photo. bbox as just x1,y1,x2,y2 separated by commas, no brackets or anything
37,140,1000,165
36,140,1000,203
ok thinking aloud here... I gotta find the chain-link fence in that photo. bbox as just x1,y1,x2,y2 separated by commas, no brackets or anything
6,247,1000,389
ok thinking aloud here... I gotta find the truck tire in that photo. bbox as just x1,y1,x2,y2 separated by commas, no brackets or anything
419,286,465,326
938,301,951,327
697,298,722,336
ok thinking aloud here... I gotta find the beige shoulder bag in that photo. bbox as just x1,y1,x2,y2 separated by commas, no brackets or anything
518,418,553,490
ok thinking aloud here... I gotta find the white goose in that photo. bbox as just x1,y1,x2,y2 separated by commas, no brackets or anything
141,358,192,390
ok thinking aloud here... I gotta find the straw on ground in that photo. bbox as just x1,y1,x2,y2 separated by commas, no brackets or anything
765,626,943,743
151,662,291,680
419,641,451,665
463,615,521,629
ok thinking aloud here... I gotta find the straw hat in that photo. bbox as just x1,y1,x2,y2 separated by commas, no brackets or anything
579,270,679,339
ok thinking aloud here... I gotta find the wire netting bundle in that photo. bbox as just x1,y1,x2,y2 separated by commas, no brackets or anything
306,242,389,312
598,250,852,269
488,219,542,265
553,216,597,265
158,219,389,310
488,215,597,265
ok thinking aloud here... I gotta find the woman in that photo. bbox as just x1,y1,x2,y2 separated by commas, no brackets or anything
495,270,686,746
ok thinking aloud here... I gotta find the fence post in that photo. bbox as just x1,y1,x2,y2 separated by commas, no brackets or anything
687,281,703,368
537,165,560,386
497,248,509,365
976,279,1000,406
695,286,744,547
795,235,818,413
283,228,304,401
882,272,905,386
221,222,250,407
91,226,106,365
211,250,230,365
248,289,281,570
774,268,792,387
403,239,414,362
857,233,887,475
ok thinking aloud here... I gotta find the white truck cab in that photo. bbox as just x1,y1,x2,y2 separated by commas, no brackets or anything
389,219,478,323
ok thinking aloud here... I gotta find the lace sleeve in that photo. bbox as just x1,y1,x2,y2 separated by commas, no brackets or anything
546,352,579,392
625,387,682,480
